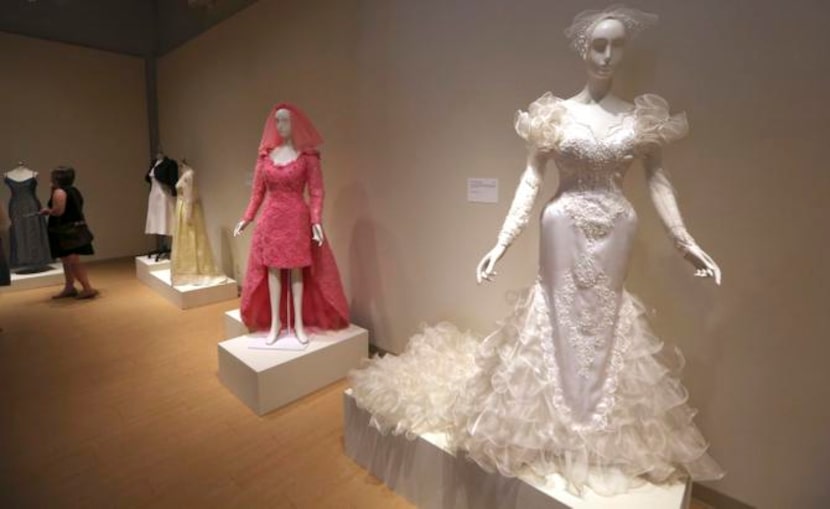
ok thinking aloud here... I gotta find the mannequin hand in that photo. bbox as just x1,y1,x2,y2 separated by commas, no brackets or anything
39,207,50,216
312,224,324,246
683,244,722,286
476,244,507,284
233,220,249,237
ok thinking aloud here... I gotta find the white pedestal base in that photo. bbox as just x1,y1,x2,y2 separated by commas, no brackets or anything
218,325,368,416
224,309,247,339
134,255,170,280
343,389,690,509
0,263,63,293
135,256,236,310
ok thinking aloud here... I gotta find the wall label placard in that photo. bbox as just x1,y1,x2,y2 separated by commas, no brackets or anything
467,178,498,203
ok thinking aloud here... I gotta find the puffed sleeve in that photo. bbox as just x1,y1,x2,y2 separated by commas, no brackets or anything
514,92,567,151
632,94,689,146
306,152,324,224
243,158,266,222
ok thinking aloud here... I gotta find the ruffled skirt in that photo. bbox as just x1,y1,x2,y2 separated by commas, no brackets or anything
349,283,724,496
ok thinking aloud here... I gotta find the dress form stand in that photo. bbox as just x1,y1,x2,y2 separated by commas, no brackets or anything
147,235,171,262
144,151,178,261
4,162,53,273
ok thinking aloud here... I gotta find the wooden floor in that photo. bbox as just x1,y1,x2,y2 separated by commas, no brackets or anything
0,258,709,508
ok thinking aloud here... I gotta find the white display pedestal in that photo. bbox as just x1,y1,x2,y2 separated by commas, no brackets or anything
135,256,237,310
0,263,63,293
343,389,691,509
218,325,368,416
134,255,170,280
223,309,247,339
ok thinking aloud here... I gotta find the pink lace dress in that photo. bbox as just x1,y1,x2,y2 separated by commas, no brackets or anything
240,150,349,332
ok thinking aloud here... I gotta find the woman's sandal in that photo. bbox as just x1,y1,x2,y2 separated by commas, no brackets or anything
76,289,99,300
51,288,78,299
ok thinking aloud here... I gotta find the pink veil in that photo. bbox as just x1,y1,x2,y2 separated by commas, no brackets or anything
258,103,323,155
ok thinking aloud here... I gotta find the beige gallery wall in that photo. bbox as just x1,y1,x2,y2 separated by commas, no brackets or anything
0,32,150,261
157,0,830,507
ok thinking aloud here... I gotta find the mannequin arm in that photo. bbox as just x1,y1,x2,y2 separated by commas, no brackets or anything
236,161,266,236
307,153,324,224
476,150,547,283
643,147,722,285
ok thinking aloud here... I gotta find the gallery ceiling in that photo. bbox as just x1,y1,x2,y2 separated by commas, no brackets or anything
0,0,259,57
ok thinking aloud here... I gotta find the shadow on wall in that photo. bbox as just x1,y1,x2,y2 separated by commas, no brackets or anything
336,182,411,351
219,224,239,287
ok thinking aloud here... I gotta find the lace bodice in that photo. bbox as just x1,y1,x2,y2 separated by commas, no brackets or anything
497,93,688,248
556,108,642,192
516,93,687,191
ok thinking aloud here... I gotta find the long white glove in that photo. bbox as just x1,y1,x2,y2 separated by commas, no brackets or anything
477,152,546,283
645,150,722,285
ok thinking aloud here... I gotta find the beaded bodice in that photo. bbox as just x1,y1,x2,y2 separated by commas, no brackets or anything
553,114,637,195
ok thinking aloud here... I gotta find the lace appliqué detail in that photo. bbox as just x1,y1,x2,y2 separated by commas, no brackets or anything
562,193,627,240
537,278,635,432
555,192,628,378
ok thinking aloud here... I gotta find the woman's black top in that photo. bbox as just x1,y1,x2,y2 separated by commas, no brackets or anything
48,186,94,258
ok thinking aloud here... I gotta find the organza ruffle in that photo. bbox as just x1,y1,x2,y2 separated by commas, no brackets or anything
632,94,689,146
349,283,724,496
350,322,481,438
514,92,688,152
514,93,567,151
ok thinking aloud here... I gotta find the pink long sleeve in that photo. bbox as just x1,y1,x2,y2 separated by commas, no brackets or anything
243,159,266,222
307,153,324,224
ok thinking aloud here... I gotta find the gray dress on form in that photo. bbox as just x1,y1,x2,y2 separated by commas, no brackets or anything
5,177,53,271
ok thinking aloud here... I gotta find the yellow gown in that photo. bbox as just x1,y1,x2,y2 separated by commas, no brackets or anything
170,165,226,286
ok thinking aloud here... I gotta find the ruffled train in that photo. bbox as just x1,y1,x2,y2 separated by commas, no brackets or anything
349,283,724,496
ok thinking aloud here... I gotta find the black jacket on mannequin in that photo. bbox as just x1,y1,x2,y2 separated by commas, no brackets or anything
145,157,179,196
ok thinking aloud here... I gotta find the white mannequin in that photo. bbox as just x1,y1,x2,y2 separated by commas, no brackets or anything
476,18,721,285
5,162,37,182
234,108,324,346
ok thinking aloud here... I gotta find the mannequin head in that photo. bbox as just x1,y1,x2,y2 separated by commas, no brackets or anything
565,6,657,60
584,17,626,80
275,108,292,142
258,103,322,154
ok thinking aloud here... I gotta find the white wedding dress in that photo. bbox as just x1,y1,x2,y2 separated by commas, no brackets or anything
350,92,725,495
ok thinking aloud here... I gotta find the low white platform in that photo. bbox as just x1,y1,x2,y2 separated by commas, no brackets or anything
0,263,63,293
135,256,237,310
343,389,690,509
224,309,247,339
218,325,368,416
134,255,170,280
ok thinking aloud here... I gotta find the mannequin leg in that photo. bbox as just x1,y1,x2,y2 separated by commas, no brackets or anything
290,268,309,344
265,267,282,344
